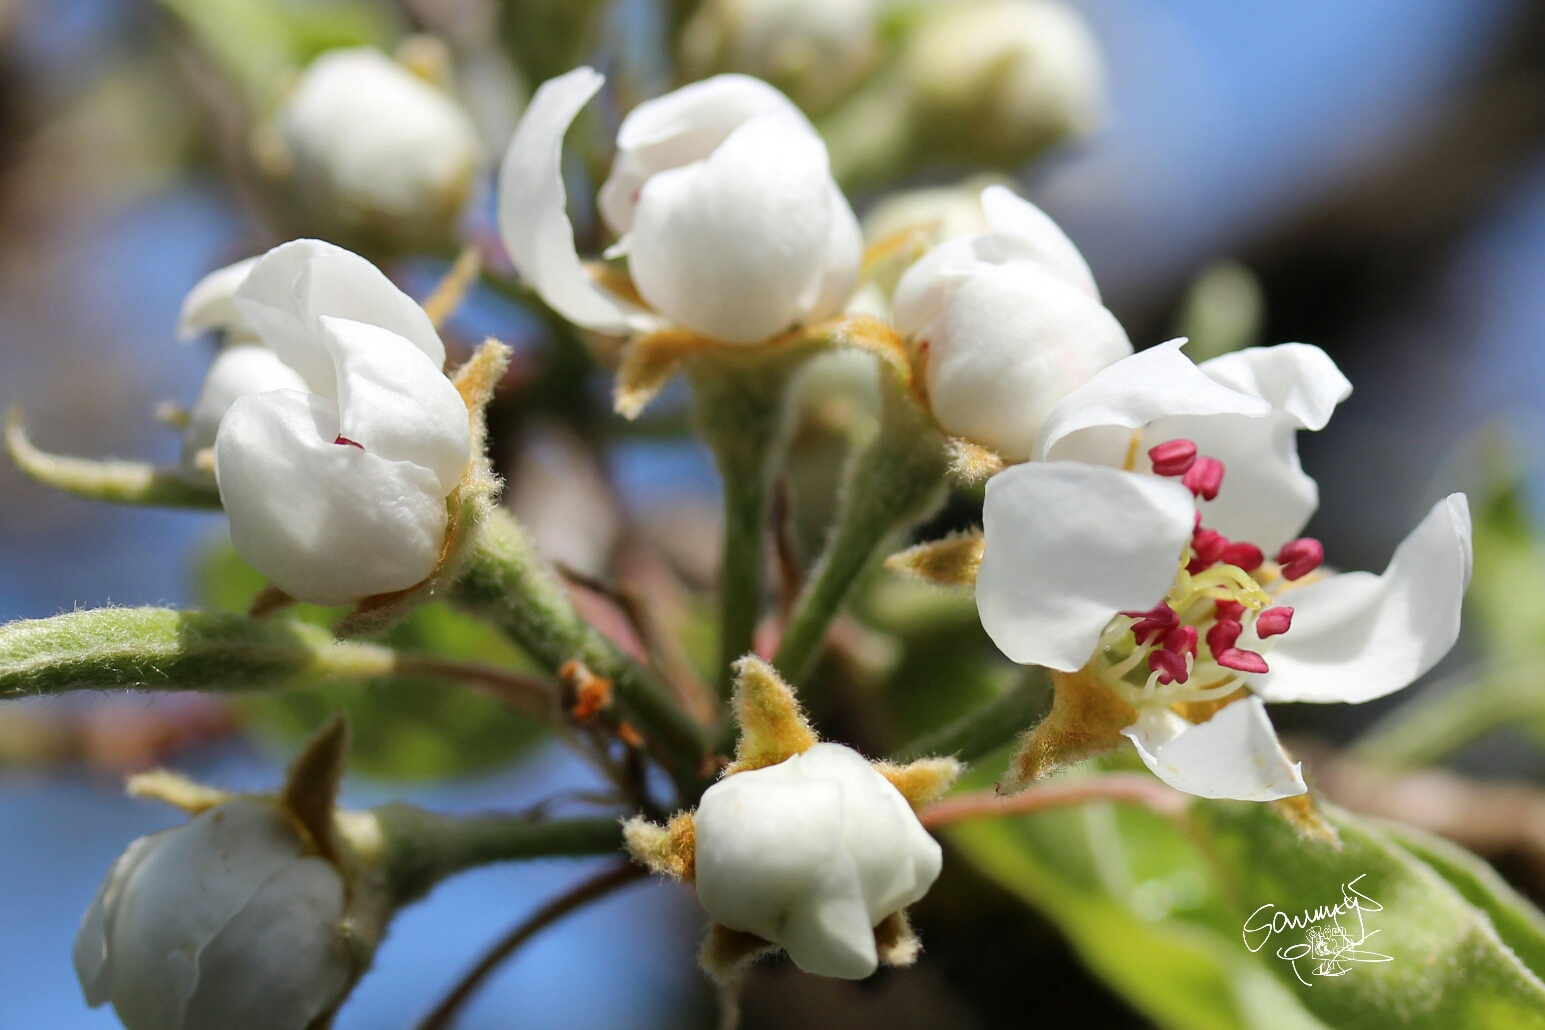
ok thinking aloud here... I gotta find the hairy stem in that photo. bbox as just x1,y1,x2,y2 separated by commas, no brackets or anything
452,508,710,797
775,386,946,684
687,347,810,698
893,667,1051,763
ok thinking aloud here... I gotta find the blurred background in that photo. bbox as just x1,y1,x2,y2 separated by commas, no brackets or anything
5,0,1545,1027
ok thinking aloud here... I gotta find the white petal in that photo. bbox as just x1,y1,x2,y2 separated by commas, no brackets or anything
496,67,652,335
214,391,447,605
178,257,259,340
1251,494,1473,704
890,234,980,339
979,184,1098,298
320,317,470,493
628,109,839,342
1121,697,1306,801
978,462,1196,670
105,800,302,1030
1034,339,1273,465
1146,411,1315,554
234,239,445,392
280,47,482,220
183,344,311,461
74,833,168,1007
1200,344,1351,431
182,856,349,1030
597,73,801,236
920,263,1130,461
796,180,862,324
780,884,879,979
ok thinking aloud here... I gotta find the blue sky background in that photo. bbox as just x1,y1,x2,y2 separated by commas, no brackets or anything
4,0,1545,1026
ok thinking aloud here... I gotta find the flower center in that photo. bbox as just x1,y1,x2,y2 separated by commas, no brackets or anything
1092,437,1322,708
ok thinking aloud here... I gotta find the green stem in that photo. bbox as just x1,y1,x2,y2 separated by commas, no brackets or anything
6,408,222,509
372,806,624,903
686,348,811,698
452,508,709,797
775,384,947,685
893,667,1051,763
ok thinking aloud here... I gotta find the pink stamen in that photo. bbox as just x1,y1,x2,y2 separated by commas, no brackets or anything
1214,599,1245,622
1149,439,1197,477
1215,648,1269,674
1255,606,1294,638
1221,542,1264,572
1276,538,1324,581
1164,624,1198,657
1182,457,1225,501
333,435,364,450
1148,648,1189,685
1120,602,1177,644
1206,619,1242,656
1192,528,1228,565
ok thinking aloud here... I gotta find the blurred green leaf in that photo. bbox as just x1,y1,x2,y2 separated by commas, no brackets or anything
951,771,1545,1030
155,0,397,107
198,538,547,780
1469,468,1545,660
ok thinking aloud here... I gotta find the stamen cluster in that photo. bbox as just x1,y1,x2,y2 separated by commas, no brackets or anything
1095,438,1325,706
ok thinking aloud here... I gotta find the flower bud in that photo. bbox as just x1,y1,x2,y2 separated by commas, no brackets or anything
892,185,1129,461
210,238,470,605
680,0,881,113
74,798,355,1030
903,0,1105,168
276,47,483,246
861,177,998,254
693,742,942,979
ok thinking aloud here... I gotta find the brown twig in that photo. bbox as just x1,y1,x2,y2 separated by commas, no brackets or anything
393,655,557,719
918,774,1192,830
413,863,648,1030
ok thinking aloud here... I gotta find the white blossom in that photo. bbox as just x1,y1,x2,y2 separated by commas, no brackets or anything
693,743,941,979
74,798,353,1030
891,185,1130,460
279,48,482,231
680,0,882,112
211,239,470,605
976,341,1472,800
498,67,860,344
904,0,1106,163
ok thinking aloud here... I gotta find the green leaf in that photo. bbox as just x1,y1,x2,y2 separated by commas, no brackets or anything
199,539,548,780
0,606,395,698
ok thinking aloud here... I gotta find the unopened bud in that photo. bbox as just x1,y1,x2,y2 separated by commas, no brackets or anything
902,0,1106,168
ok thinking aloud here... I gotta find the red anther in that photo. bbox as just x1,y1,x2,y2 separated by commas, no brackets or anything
1164,624,1198,657
1148,648,1189,685
1191,528,1228,566
1120,602,1177,644
1148,439,1198,477
1276,538,1325,581
1206,619,1242,656
1214,599,1245,622
1255,606,1294,638
333,435,364,450
1183,457,1225,500
1215,648,1269,674
1221,541,1264,572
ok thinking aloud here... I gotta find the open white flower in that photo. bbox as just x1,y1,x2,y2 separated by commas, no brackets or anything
694,742,942,979
211,239,470,605
498,67,860,344
75,798,353,1030
278,47,482,233
891,185,1130,461
976,341,1472,800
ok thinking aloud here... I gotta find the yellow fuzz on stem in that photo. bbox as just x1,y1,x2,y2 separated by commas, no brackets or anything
885,530,984,588
1001,667,1136,794
945,436,1006,484
126,769,233,815
1272,789,1342,847
622,812,697,881
699,924,778,984
873,757,964,810
615,329,720,419
421,245,482,330
874,909,922,967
